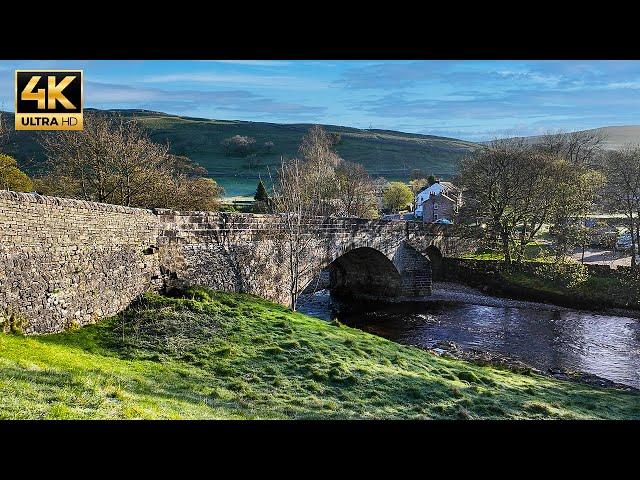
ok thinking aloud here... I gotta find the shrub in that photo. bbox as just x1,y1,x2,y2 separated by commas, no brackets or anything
0,154,33,192
503,261,589,290
263,141,275,153
0,310,28,335
221,135,257,157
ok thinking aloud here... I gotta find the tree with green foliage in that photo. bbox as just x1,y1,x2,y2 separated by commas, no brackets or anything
459,135,604,264
427,174,437,186
0,154,33,192
382,182,413,213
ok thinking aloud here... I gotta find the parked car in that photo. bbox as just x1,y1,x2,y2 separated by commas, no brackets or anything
432,218,453,225
615,233,634,251
591,229,617,248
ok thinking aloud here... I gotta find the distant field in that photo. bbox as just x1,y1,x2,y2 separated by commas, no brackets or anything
3,109,478,197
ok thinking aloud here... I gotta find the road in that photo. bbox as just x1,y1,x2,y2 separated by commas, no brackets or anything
569,248,632,268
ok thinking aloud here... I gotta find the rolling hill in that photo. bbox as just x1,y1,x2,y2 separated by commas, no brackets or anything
2,109,478,197
503,125,640,150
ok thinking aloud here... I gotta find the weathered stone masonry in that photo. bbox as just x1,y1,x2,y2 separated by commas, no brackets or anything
1,191,477,334
0,191,162,334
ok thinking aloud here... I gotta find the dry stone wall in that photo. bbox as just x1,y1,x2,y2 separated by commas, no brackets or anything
0,191,162,334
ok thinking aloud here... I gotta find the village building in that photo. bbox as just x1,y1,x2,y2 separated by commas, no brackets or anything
414,181,462,223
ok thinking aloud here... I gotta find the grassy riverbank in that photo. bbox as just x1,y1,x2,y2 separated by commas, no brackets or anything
1,288,638,419
456,249,639,310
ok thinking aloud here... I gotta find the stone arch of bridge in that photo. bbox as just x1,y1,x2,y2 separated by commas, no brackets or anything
422,245,443,280
326,246,403,300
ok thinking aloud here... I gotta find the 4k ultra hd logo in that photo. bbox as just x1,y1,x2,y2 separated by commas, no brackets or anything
15,70,83,130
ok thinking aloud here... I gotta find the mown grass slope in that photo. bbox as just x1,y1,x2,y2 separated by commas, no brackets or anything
4,109,477,197
1,288,637,419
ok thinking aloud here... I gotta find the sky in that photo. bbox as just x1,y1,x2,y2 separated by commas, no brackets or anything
1,60,640,141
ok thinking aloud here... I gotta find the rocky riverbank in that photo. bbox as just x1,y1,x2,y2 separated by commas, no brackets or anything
431,281,640,319
427,340,638,392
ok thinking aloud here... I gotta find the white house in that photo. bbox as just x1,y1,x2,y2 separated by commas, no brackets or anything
414,181,461,222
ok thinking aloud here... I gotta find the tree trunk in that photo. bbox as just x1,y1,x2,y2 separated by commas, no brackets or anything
501,229,511,263
516,223,527,263
630,212,637,267
635,212,640,264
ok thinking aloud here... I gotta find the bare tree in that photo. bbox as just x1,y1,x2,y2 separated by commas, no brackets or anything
269,125,380,308
271,156,331,310
335,161,378,218
0,111,9,153
458,138,539,262
537,129,606,167
37,112,223,209
603,145,640,266
263,141,275,153
459,131,606,263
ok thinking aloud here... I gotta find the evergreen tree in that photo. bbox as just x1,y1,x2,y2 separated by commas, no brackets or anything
254,180,269,202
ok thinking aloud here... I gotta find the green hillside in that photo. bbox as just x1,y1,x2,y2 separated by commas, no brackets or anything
1,288,637,419
2,109,478,197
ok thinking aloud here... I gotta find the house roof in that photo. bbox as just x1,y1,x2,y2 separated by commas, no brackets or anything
423,192,457,204
417,181,459,198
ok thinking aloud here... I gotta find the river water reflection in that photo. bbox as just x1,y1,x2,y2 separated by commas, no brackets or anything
297,289,640,389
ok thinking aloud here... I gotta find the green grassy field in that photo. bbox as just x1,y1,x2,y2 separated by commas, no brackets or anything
461,241,555,262
3,109,477,197
1,288,637,419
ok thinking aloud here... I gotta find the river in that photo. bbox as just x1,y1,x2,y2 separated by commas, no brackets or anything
297,282,640,389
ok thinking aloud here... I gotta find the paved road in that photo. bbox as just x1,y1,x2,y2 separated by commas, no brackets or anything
569,248,632,268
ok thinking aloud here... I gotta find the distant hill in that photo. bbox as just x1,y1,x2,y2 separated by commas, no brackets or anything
501,125,640,151
2,109,478,197
572,126,640,150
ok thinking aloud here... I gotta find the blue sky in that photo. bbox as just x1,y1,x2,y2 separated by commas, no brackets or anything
1,60,640,141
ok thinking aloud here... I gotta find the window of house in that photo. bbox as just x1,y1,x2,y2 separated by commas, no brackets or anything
433,203,439,210
434,213,438,220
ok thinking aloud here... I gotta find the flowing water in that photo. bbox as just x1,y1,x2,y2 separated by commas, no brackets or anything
297,284,640,389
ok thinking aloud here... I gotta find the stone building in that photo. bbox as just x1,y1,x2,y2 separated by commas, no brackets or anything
414,181,462,223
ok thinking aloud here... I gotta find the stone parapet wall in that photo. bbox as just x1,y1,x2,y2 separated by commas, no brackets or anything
1,193,476,334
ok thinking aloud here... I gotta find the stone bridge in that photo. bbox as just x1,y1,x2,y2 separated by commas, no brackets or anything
156,210,479,306
0,191,479,333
